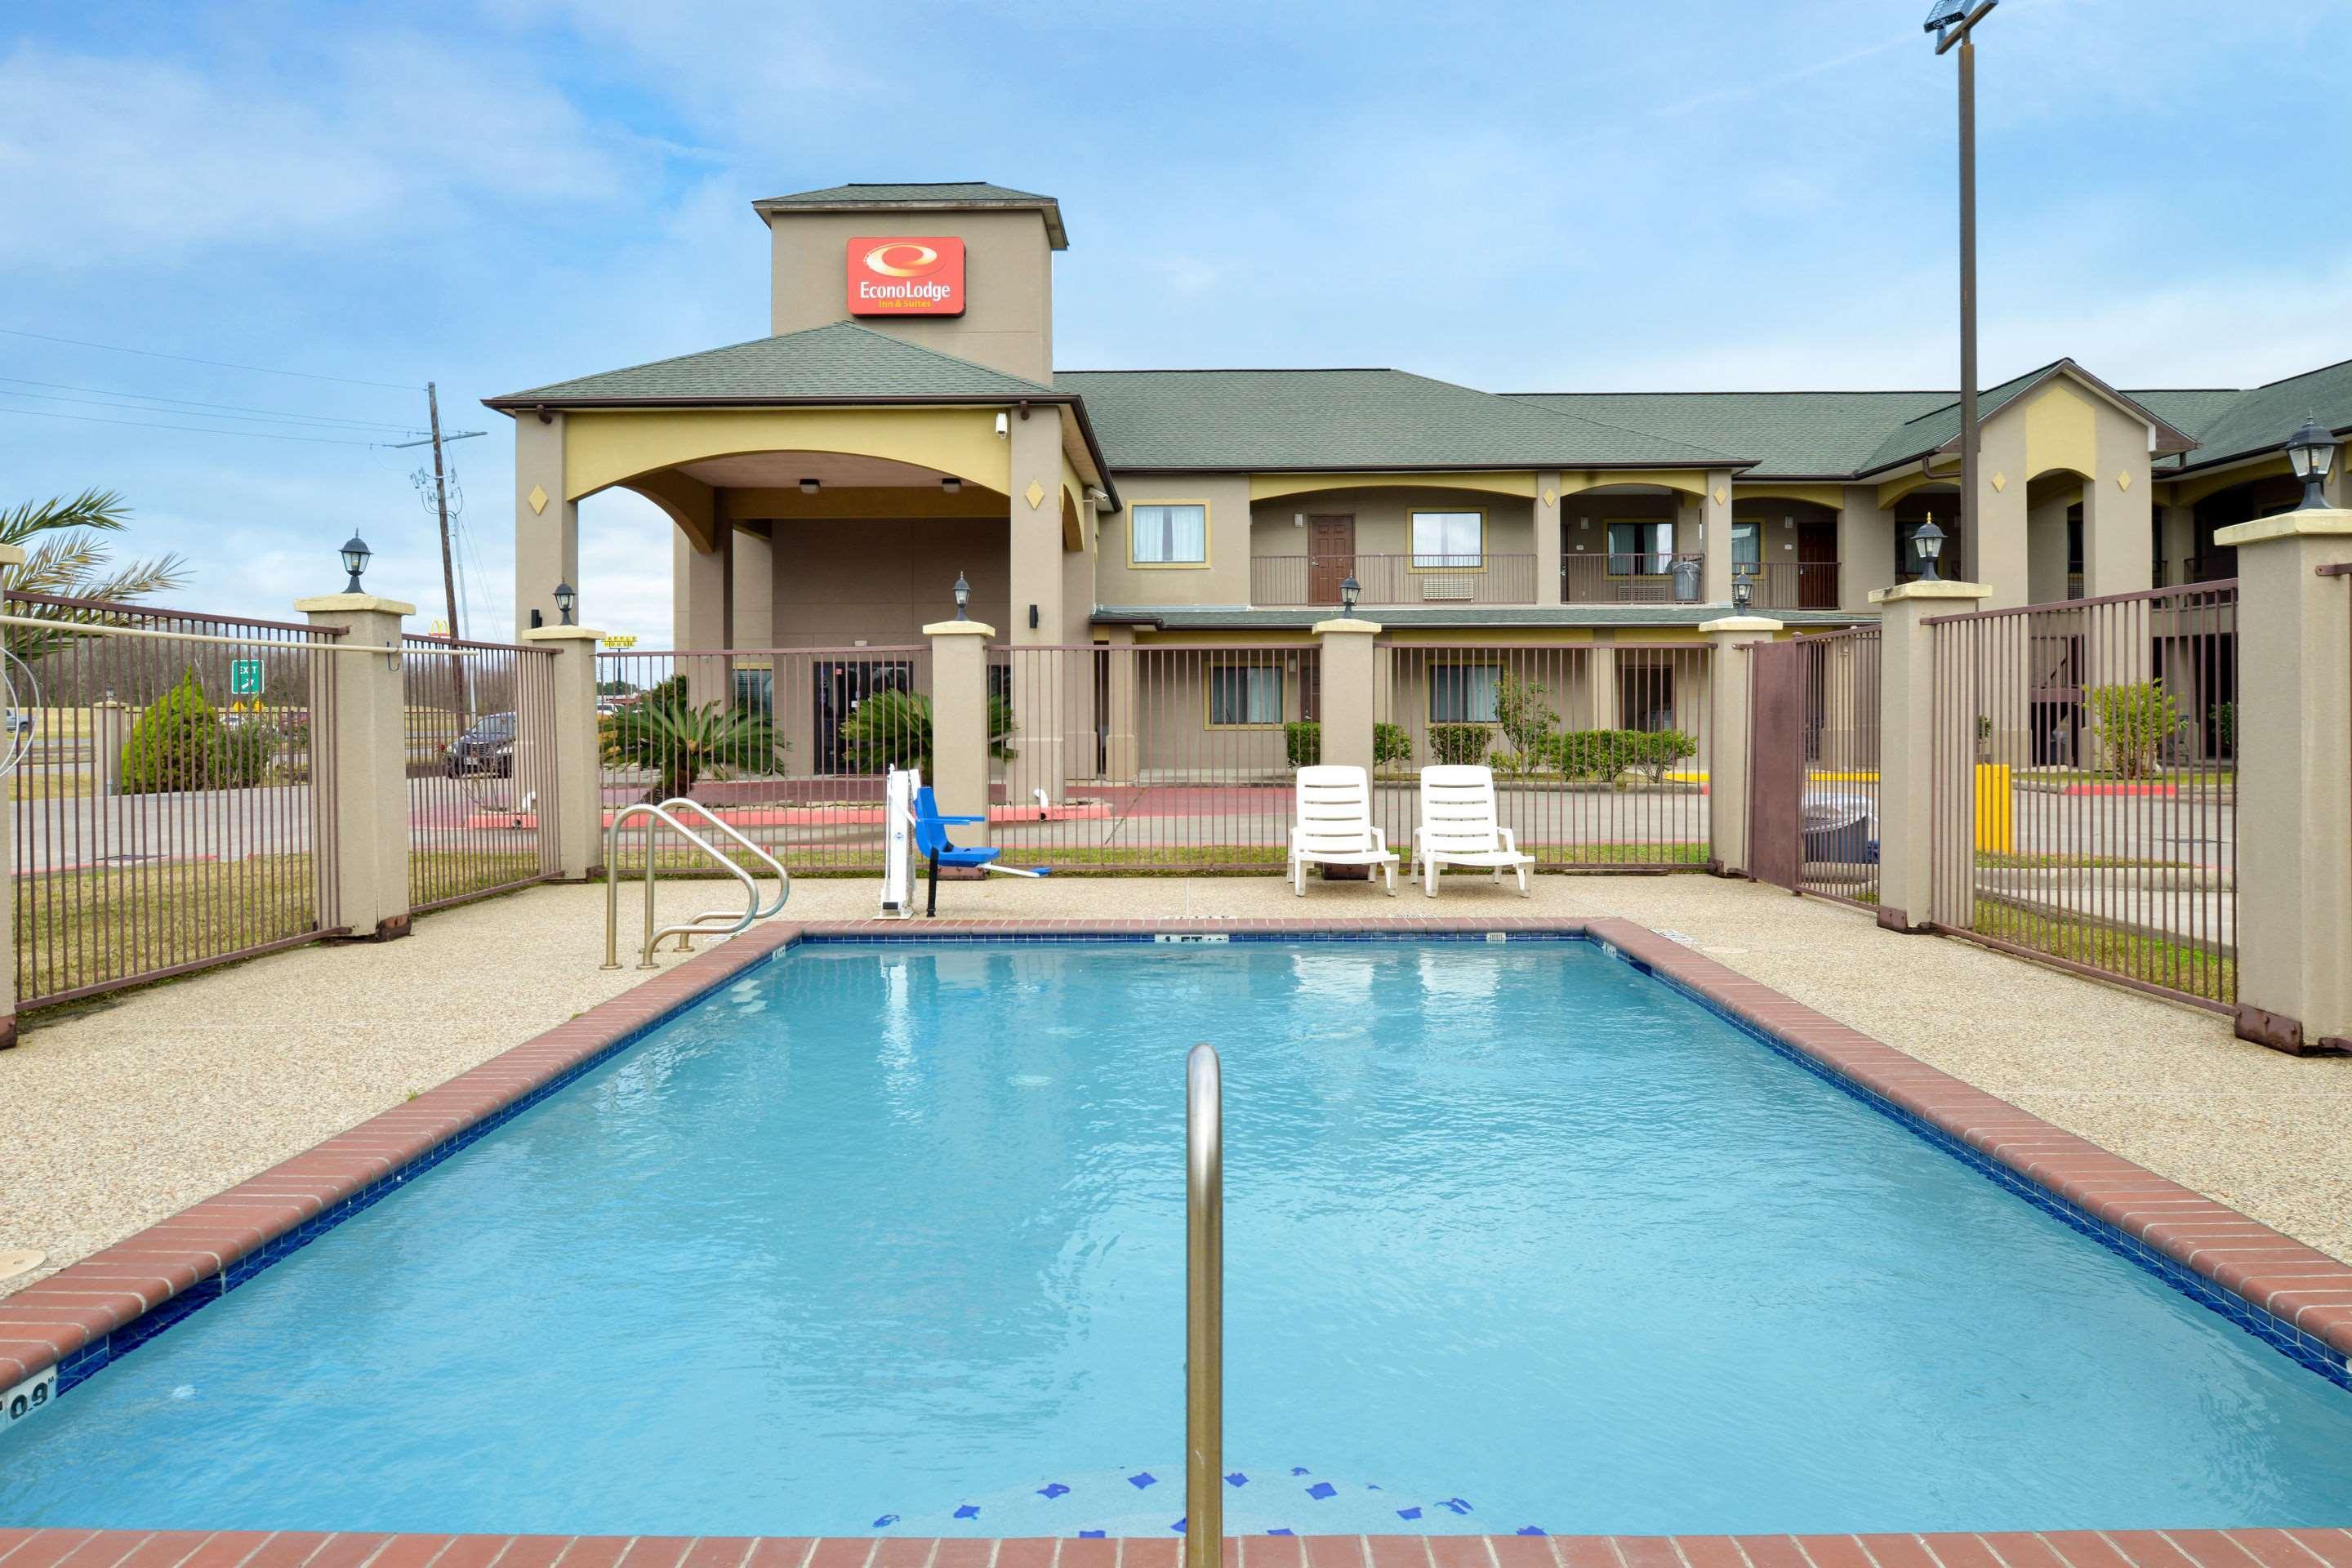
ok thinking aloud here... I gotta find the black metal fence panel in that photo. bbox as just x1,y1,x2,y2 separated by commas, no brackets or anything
402,637,562,911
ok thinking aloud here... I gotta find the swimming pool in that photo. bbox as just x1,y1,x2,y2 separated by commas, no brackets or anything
6,935,2352,1536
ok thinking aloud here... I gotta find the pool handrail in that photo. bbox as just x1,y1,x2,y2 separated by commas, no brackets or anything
600,800,790,970
654,797,791,928
1187,1041,1223,1568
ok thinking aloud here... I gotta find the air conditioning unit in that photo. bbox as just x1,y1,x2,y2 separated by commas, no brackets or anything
1420,576,1475,602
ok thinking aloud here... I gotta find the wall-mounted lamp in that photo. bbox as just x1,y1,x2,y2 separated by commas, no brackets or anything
799,478,821,496
952,572,972,620
339,532,372,595
1028,604,1040,630
994,412,1009,438
554,581,577,626
1294,512,1305,528
941,476,961,495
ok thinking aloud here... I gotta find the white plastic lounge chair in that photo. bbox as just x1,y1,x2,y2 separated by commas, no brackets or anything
1289,764,1399,896
1412,764,1535,897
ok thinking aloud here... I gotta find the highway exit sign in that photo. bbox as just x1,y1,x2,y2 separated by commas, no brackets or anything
229,658,262,697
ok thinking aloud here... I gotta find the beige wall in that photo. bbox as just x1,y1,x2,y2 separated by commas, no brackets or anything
766,209,1054,384
1098,474,1254,607
1246,487,1536,559
762,516,1013,647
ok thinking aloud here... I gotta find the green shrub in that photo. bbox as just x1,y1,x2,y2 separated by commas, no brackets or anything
1374,721,1411,767
1493,671,1557,758
1427,724,1490,766
2086,679,2179,780
602,687,780,801
1548,728,1698,783
2208,700,2234,760
1285,720,1320,768
832,688,1016,781
212,720,278,787
118,669,220,794
1624,728,1697,781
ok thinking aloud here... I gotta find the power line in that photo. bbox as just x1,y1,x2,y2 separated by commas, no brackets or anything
0,385,430,437
0,326,418,391
0,405,385,446
0,376,430,433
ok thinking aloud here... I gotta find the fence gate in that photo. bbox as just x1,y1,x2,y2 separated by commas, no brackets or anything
403,636,563,911
1745,639,1806,889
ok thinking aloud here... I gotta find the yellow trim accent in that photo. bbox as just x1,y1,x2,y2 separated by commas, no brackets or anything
1731,483,1843,509
1876,470,1958,508
1248,471,1536,502
2168,454,2298,508
562,407,1009,501
1202,654,1288,730
1128,499,1214,570
1558,469,1709,500
1405,508,1488,572
2021,381,2099,482
527,484,549,515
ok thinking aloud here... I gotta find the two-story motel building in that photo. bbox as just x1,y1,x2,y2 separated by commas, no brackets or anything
488,181,2351,764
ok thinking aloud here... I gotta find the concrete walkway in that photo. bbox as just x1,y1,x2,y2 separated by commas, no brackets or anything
2,871,2345,1299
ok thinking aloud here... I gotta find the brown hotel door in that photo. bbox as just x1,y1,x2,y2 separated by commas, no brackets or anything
1307,515,1356,605
1799,521,1838,608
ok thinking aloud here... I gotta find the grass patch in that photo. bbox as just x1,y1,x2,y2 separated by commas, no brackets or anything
1974,852,2200,871
1971,897,2232,1003
411,849,548,908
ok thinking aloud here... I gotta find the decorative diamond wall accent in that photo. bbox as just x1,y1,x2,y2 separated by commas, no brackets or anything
1025,480,1046,510
528,484,549,514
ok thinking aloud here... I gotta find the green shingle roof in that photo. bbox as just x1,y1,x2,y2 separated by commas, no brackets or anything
751,183,1067,247
487,322,1055,407
2152,357,2352,473
1511,390,1951,476
1054,368,1748,472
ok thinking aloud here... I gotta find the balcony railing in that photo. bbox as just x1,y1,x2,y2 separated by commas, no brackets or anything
2181,553,2238,584
1739,561,1842,611
1250,554,1537,607
1561,552,1707,604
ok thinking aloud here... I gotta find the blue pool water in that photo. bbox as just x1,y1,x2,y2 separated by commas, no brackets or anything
7,938,2352,1536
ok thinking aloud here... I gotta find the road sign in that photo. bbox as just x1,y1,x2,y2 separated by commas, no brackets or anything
229,657,262,697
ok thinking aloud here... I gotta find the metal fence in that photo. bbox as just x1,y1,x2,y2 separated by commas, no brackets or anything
402,636,561,911
1375,642,1714,871
991,644,1317,871
1787,627,1881,907
593,645,933,875
6,591,345,1007
1250,554,1539,608
1927,581,2238,1008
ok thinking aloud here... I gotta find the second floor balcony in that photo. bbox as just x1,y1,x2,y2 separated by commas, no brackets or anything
1250,553,1539,607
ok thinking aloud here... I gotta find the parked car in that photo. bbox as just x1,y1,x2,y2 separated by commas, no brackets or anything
443,711,517,777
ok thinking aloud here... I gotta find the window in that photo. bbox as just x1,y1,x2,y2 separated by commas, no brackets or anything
1207,663,1283,727
1430,662,1502,724
1606,520,1673,574
1731,520,1761,575
1410,510,1483,568
1131,503,1208,565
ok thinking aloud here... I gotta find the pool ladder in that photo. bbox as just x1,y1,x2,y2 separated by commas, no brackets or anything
601,799,790,970
1187,1043,1223,1568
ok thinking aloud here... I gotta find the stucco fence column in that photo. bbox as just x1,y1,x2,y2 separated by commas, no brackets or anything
1869,578,1992,933
1699,615,1782,876
521,626,607,880
296,592,417,942
925,617,996,841
2216,508,2352,1054
1313,616,1382,880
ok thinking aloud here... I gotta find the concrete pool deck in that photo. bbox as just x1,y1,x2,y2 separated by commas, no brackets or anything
0,871,2346,1308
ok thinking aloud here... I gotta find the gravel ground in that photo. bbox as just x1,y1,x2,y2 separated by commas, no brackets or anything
2,870,2346,1299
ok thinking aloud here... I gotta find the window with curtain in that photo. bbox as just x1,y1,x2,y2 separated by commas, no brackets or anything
1410,510,1483,568
1732,520,1761,568
1132,503,1208,564
1430,662,1502,724
1208,663,1283,726
1606,520,1673,573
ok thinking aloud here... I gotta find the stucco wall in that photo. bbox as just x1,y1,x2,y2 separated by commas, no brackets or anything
1095,474,1254,607
765,208,1054,384
760,517,1013,646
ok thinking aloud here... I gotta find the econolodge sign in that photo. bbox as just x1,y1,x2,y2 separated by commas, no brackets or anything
845,237,965,318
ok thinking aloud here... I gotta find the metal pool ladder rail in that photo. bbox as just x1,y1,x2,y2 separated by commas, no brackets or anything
1187,1042,1223,1568
602,799,790,970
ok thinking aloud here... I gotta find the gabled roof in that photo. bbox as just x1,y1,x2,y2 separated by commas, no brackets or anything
2152,356,2352,474
751,182,1068,248
1510,390,1952,477
1054,368,1749,473
485,322,1057,408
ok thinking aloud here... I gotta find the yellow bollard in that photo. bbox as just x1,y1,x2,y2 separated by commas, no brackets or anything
1974,763,2015,853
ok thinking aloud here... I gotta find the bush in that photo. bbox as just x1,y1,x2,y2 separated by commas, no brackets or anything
212,720,278,787
1548,728,1697,783
1624,728,1697,782
601,687,779,801
118,669,221,793
2209,700,2234,760
2086,679,2179,780
1374,722,1411,767
1427,724,1490,766
1493,671,1557,758
1285,720,1320,768
834,689,1017,780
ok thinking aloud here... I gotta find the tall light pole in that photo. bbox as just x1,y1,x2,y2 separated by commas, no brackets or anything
1927,0,1996,554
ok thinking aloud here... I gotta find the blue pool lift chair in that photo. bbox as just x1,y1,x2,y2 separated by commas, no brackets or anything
910,785,1049,916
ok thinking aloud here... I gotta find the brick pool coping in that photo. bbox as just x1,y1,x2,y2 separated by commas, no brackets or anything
7,916,2352,1539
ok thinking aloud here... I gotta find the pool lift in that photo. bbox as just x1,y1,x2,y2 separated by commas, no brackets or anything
879,768,1048,919
600,798,789,970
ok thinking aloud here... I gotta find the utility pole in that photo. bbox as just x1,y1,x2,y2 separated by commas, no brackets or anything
1928,2,1998,553
391,388,485,643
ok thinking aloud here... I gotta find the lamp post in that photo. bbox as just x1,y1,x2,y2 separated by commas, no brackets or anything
1926,0,1997,560
2286,417,2338,511
1914,517,1948,583
338,533,372,595
952,572,972,621
1339,576,1361,616
1733,575,1753,613
554,581,577,626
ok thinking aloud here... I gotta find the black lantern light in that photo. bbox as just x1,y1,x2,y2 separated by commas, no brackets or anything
2286,416,2337,511
1733,574,1753,612
338,533,372,594
554,581,577,626
952,572,972,621
1339,576,1361,615
1914,515,1947,583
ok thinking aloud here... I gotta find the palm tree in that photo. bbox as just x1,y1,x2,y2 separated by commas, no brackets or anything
2,490,191,662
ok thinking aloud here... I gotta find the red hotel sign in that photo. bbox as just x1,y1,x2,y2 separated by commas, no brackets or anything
845,236,965,317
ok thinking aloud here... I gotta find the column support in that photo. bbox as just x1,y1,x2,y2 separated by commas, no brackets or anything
520,625,607,880
1869,578,1991,932
513,413,577,639
1534,472,1562,606
1311,617,1382,775
1700,471,1735,604
294,591,418,941
924,618,997,840
1699,615,1783,876
2215,508,2352,1053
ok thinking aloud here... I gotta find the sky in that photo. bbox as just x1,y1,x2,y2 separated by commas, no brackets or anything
2,0,2348,648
